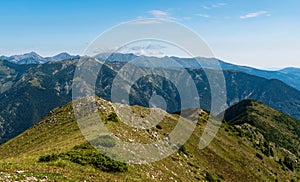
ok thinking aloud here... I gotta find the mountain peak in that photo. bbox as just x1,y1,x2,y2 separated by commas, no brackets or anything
56,52,70,56
0,52,79,64
24,51,40,56
233,98,261,107
45,52,79,62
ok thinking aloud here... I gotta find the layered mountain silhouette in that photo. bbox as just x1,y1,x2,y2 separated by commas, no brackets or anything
0,52,79,64
0,54,299,145
97,53,300,91
1,52,299,90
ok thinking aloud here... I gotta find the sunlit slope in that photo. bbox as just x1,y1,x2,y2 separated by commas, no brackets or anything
0,98,299,181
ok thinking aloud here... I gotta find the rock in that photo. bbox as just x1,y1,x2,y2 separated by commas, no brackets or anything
26,176,38,181
16,170,25,174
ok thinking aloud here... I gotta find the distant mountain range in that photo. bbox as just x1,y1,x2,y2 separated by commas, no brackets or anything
1,52,299,90
279,67,300,78
96,53,300,91
0,56,300,144
0,52,79,64
217,60,300,91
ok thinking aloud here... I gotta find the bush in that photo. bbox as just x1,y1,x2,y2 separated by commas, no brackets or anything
61,150,128,172
107,113,119,122
256,153,263,160
178,145,188,156
73,143,95,150
270,147,274,157
283,156,295,171
156,124,162,130
260,141,274,157
38,143,128,172
38,153,59,162
205,172,216,182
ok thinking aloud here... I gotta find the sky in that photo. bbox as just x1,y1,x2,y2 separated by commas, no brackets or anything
0,0,299,69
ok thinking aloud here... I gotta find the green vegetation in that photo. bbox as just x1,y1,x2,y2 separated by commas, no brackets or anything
256,153,263,160
0,98,299,181
39,143,128,172
106,112,120,122
38,153,59,162
2,58,300,147
205,171,216,182
283,156,296,171
224,99,300,158
156,124,163,129
178,144,189,156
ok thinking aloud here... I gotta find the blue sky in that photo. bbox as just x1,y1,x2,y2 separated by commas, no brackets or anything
0,0,299,68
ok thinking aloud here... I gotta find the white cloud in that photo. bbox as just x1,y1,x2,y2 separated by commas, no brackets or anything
149,10,168,18
180,17,192,20
148,10,176,20
136,49,164,57
240,11,269,19
129,19,162,25
195,14,212,18
203,3,226,10
121,43,166,57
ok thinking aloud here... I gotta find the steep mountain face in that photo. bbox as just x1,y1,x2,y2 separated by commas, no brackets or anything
94,61,300,120
0,59,76,143
0,98,298,181
0,52,79,64
0,60,33,93
223,99,300,157
0,58,300,145
96,53,300,91
222,70,300,119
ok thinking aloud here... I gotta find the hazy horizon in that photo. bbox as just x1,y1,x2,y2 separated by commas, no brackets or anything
1,50,297,70
0,0,299,68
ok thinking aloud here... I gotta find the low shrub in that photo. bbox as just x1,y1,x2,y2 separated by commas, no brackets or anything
256,153,263,160
178,145,188,156
107,113,119,122
156,124,162,130
205,171,215,182
38,143,128,172
38,153,59,162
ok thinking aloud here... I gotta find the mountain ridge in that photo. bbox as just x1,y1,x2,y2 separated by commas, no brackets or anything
0,52,80,64
0,97,299,181
0,58,300,145
223,99,300,157
1,52,299,90
98,53,300,90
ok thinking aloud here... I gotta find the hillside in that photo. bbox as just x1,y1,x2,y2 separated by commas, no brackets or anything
0,98,299,181
223,99,300,157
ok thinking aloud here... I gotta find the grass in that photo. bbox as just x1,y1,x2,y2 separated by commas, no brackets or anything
39,143,128,172
0,97,299,181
